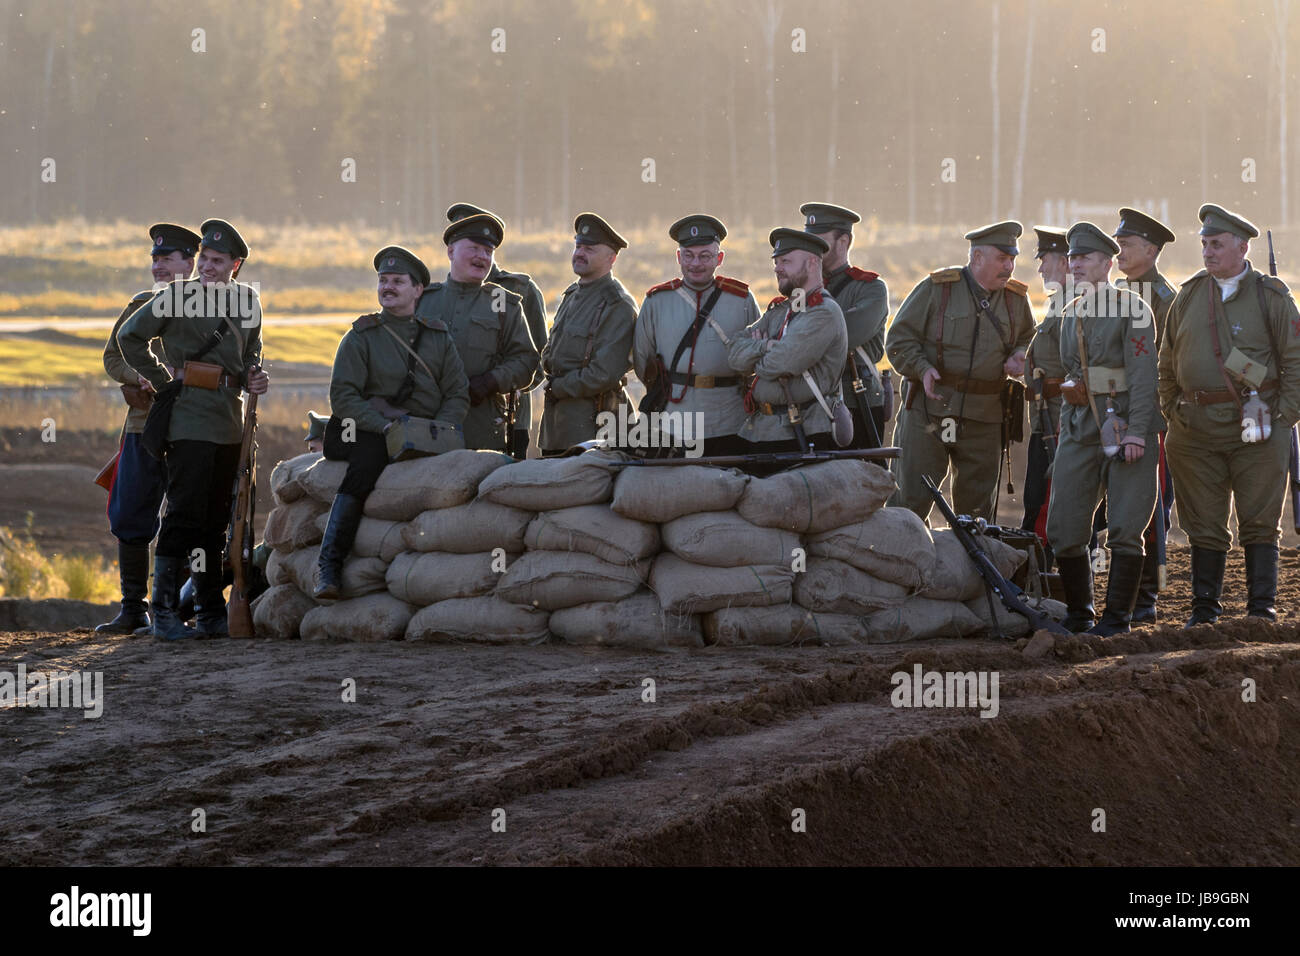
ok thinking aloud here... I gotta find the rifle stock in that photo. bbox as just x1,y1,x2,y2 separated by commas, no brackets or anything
227,389,258,638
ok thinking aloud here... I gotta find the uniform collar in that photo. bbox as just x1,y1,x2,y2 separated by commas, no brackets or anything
445,275,482,293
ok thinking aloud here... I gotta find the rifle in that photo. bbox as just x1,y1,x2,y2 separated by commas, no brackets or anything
226,376,259,638
779,376,811,454
606,446,900,468
923,474,1071,636
1267,231,1300,533
1030,368,1056,465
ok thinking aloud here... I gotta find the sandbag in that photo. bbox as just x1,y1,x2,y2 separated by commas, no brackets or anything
270,451,323,505
262,497,328,552
266,546,388,601
312,512,406,562
402,500,534,554
249,583,316,640
475,450,622,511
862,596,986,643
793,557,910,614
918,530,1026,602
405,596,550,644
300,592,416,642
807,507,936,589
385,550,505,606
298,458,349,504
736,459,896,533
525,505,659,566
610,465,749,523
660,510,800,568
496,550,646,610
964,594,1067,639
549,592,703,649
364,449,514,521
703,605,865,647
650,554,794,615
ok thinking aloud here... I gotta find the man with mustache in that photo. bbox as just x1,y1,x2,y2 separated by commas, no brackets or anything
415,212,538,453
539,213,637,455
96,223,199,635
886,221,1036,522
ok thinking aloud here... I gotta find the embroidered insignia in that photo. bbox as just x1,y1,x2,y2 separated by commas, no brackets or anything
1131,335,1148,357
213,231,222,241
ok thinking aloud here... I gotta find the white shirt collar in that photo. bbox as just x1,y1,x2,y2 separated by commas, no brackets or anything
1218,263,1250,301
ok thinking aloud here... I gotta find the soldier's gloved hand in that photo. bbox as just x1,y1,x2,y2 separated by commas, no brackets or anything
1120,436,1145,463
922,367,942,401
1003,351,1026,377
468,373,499,406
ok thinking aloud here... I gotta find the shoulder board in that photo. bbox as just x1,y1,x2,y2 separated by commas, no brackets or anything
352,312,381,331
1261,275,1292,297
929,267,962,283
482,279,523,301
427,281,444,292
1004,278,1029,297
845,266,880,282
561,282,579,297
130,289,154,304
417,315,449,331
645,278,681,297
715,275,750,297
766,295,789,310
806,291,825,308
1154,281,1177,301
1182,269,1210,285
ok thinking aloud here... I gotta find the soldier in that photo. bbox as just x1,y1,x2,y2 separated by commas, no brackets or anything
1046,223,1159,635
800,202,891,448
1020,226,1069,563
304,410,328,454
1158,204,1300,625
538,213,637,455
96,223,199,635
315,246,469,599
634,214,759,456
1113,208,1179,624
446,203,548,458
885,222,1036,522
726,228,848,452
117,219,269,640
415,213,538,452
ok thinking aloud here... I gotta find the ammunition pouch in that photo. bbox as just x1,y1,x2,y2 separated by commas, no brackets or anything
384,415,466,462
1061,380,1090,407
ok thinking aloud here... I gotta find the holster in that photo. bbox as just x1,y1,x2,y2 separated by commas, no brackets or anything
1001,379,1026,444
595,377,628,417
1061,379,1090,407
120,383,154,411
182,360,224,390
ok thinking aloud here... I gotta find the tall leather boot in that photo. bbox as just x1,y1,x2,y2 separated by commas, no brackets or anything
192,569,229,638
1244,543,1278,621
1057,554,1096,632
1130,550,1161,624
1090,552,1145,636
1184,546,1226,627
314,493,364,600
150,554,194,641
96,541,151,634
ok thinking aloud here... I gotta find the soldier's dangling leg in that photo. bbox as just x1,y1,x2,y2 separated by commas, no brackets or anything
948,418,1005,521
888,405,957,522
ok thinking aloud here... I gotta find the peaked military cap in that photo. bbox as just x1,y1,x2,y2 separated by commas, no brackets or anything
573,213,627,250
800,202,861,235
373,245,431,286
199,219,249,260
148,223,201,258
1067,221,1120,257
965,221,1023,255
1114,208,1176,247
1198,203,1259,240
769,227,829,257
444,212,504,248
305,411,329,444
1032,226,1068,258
446,202,493,222
669,214,727,247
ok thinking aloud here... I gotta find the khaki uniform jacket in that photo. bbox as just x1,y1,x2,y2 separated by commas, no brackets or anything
104,289,169,434
633,275,759,439
1058,283,1161,445
488,264,548,437
329,309,470,436
539,272,637,450
727,290,848,442
1157,265,1300,439
117,278,262,445
825,264,889,401
1121,266,1177,343
416,276,539,450
885,267,1035,424
1024,295,1068,436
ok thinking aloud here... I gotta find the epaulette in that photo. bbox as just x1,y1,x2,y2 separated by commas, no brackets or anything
767,295,789,310
1154,281,1177,302
352,312,381,331
806,291,825,308
417,315,449,332
130,289,154,304
1261,275,1293,297
561,282,579,297
482,279,523,302
845,266,880,282
1182,268,1210,285
929,267,963,283
715,275,750,297
1004,278,1029,297
644,278,681,297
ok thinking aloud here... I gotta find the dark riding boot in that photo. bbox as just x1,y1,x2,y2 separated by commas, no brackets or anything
314,493,364,600
1244,543,1278,621
1090,552,1144,637
96,542,151,634
192,569,229,638
150,554,194,641
1057,554,1096,633
1184,547,1226,627
1130,550,1161,625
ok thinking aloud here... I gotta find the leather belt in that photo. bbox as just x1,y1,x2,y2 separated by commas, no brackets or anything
1183,379,1277,405
935,372,1004,395
757,398,818,416
668,371,741,389
178,371,242,389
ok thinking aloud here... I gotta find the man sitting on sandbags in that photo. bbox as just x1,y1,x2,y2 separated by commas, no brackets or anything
315,246,469,599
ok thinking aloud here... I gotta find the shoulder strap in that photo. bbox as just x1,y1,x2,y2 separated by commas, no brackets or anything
827,271,854,299
1072,309,1105,434
663,285,725,402
1256,274,1284,373
379,321,434,378
935,281,953,373
1207,280,1244,413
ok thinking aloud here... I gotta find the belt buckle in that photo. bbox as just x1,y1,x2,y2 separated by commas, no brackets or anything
694,374,715,389
852,378,867,394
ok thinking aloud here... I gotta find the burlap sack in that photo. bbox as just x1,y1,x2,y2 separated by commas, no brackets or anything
364,449,514,521
610,465,749,523
266,546,388,601
649,554,794,616
524,505,659,565
495,550,646,610
549,592,703,649
807,507,936,589
263,497,328,552
736,459,896,533
964,594,1067,639
405,596,550,644
298,459,349,505
249,583,316,640
918,530,1027,602
862,596,986,643
402,500,534,554
312,512,406,562
300,592,416,642
385,551,504,606
703,605,865,647
660,510,800,568
270,451,323,505
475,450,621,511
793,557,910,614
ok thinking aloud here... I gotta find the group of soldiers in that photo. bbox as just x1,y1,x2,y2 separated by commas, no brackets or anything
95,198,1299,640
